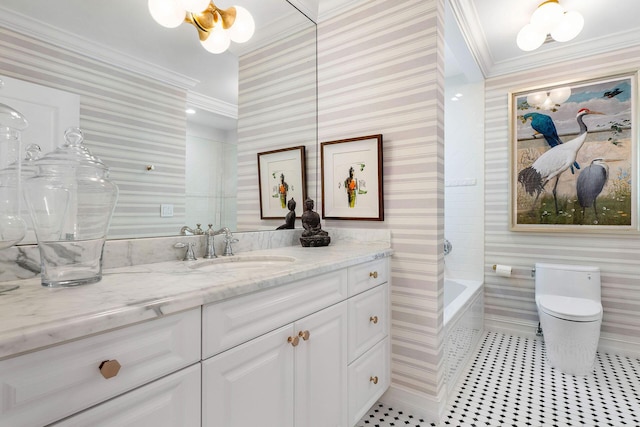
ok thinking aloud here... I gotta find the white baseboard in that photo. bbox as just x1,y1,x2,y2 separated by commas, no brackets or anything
597,335,640,358
485,315,640,359
485,315,539,338
379,385,446,425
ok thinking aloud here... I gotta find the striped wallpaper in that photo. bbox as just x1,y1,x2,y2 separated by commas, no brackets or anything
484,46,640,353
236,25,318,231
318,0,446,419
0,27,189,239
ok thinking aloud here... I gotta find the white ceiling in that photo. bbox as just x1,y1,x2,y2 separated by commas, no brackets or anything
448,0,640,78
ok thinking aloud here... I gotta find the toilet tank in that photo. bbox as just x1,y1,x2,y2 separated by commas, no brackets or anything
535,263,601,301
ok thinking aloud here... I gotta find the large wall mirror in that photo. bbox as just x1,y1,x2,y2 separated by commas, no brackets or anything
0,0,317,242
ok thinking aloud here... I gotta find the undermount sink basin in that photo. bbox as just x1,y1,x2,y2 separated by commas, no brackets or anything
188,255,297,272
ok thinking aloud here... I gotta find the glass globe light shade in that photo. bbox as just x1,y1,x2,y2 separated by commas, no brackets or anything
179,0,210,13
549,87,572,104
201,25,231,53
550,11,584,42
517,24,546,51
530,1,564,34
148,0,186,28
227,6,255,43
540,96,555,110
526,91,548,107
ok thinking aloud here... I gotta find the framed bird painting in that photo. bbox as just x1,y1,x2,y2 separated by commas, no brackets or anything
509,72,637,232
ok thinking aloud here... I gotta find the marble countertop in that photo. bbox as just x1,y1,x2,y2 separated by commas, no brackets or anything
0,242,392,360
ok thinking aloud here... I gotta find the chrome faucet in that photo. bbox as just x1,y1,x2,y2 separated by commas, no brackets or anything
180,224,204,235
204,225,235,258
223,231,239,256
174,242,197,261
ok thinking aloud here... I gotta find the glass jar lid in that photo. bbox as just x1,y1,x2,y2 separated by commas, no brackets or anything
0,102,28,131
33,127,108,171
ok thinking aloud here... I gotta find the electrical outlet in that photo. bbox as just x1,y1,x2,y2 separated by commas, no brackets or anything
160,204,174,217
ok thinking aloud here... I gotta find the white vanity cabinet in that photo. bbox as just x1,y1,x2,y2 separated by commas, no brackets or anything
0,254,390,427
201,257,390,427
202,301,348,427
0,308,201,427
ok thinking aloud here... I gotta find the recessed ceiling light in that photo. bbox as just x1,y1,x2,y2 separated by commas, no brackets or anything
186,108,196,114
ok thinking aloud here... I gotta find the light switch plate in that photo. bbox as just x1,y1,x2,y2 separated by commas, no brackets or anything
160,204,174,217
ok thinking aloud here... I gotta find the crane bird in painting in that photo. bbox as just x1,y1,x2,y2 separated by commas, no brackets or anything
523,112,580,172
577,158,609,222
518,108,604,214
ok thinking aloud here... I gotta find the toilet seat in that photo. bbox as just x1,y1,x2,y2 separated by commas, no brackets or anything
537,295,602,322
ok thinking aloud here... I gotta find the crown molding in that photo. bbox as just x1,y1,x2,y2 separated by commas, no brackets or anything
0,5,198,91
187,92,237,119
448,0,492,78
317,0,370,23
287,0,319,23
488,28,640,77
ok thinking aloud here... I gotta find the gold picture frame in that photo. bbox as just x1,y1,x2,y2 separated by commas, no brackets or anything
510,72,637,232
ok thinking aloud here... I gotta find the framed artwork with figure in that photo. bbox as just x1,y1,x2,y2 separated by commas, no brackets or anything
510,72,637,232
321,134,384,220
257,146,306,220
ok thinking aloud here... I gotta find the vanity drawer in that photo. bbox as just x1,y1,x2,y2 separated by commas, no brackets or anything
203,269,348,359
348,258,388,296
0,308,200,427
348,336,390,426
348,283,389,363
51,364,201,427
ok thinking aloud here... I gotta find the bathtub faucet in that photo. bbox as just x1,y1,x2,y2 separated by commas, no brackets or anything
444,239,452,256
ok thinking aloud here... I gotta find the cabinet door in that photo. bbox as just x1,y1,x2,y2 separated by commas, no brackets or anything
295,302,348,427
51,364,201,427
202,324,296,427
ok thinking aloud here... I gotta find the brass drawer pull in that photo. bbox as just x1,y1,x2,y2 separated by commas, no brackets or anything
370,376,379,385
298,330,311,341
369,271,378,279
288,336,300,347
369,316,379,324
99,359,121,379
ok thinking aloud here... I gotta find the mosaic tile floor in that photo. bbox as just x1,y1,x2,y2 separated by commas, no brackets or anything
356,331,640,427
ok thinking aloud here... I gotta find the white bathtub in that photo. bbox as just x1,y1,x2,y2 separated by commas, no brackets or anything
444,278,484,394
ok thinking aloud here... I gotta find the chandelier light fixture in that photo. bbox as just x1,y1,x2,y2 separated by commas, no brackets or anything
517,0,584,52
148,0,255,54
526,86,571,110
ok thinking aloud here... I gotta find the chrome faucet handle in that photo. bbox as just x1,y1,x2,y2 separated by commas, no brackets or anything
223,234,239,256
174,242,197,261
444,239,452,256
204,224,217,259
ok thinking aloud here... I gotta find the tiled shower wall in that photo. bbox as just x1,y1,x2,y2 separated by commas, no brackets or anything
484,45,640,355
318,0,446,420
444,75,484,280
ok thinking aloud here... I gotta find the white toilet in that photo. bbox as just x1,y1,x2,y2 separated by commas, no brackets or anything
535,263,603,376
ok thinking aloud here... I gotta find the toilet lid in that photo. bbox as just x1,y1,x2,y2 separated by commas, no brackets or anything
538,295,602,322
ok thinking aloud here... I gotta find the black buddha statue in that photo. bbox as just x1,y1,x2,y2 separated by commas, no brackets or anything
300,198,330,247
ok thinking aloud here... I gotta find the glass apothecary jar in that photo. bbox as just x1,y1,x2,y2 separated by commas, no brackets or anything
0,102,28,250
23,127,119,287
